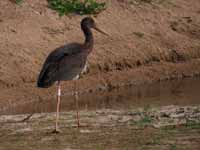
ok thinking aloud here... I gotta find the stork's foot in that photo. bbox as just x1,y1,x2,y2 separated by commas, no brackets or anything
52,128,62,134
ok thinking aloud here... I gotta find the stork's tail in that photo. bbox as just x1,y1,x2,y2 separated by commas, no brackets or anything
37,70,55,88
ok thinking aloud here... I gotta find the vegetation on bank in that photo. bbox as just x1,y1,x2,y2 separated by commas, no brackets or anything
15,0,23,5
15,0,107,16
48,0,106,16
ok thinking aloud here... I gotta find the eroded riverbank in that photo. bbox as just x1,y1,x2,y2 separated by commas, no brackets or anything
0,0,200,110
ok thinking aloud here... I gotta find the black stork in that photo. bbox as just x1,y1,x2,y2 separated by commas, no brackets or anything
37,17,108,133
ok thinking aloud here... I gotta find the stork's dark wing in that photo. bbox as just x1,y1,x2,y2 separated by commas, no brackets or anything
37,43,87,88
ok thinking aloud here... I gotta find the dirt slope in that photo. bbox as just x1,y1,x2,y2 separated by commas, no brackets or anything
0,0,199,110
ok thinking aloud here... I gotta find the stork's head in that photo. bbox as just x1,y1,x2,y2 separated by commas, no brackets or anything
81,17,109,36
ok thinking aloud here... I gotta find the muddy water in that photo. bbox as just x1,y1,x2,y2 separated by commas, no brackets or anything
1,77,200,115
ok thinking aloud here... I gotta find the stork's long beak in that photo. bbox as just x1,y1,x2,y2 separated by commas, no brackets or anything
93,25,109,36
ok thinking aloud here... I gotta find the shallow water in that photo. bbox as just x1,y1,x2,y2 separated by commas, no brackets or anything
1,77,200,115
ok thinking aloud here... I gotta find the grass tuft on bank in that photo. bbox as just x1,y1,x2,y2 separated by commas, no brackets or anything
48,0,107,16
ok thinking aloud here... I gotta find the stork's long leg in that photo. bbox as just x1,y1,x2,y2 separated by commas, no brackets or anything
53,81,61,133
74,80,80,128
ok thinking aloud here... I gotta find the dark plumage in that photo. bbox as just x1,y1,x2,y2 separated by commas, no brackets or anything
37,43,87,88
37,17,97,88
37,17,108,133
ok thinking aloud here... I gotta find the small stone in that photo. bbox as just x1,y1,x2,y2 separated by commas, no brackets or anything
80,129,92,133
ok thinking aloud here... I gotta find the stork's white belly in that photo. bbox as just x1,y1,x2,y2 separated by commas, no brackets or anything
73,75,80,80
72,62,88,80
81,61,89,74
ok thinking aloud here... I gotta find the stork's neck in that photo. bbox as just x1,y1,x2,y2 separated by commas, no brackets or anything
82,25,94,53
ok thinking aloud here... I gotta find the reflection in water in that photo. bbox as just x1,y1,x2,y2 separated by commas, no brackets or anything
1,77,200,115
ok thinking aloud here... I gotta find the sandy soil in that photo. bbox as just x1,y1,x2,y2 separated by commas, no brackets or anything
0,0,199,108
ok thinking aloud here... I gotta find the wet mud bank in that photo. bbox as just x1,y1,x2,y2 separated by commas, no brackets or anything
0,105,200,150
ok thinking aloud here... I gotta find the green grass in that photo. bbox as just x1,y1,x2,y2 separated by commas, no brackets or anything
48,0,107,16
185,121,200,129
133,32,144,38
139,0,152,3
129,0,174,6
170,144,177,150
129,0,152,5
15,0,23,5
140,115,152,124
135,113,153,127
